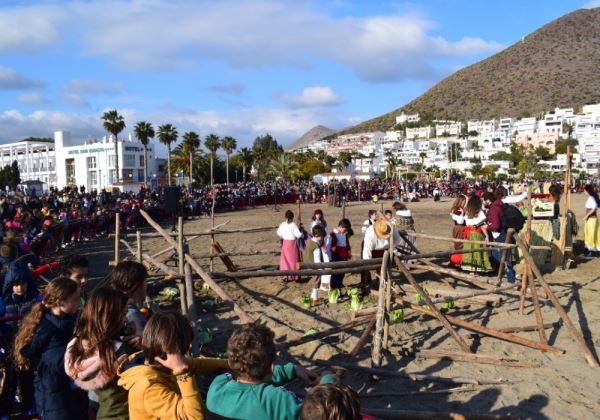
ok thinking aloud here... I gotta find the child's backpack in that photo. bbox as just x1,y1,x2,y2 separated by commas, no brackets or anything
502,203,525,233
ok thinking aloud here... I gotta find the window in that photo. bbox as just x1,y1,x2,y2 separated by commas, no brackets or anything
123,169,134,180
124,154,136,167
87,156,97,169
139,155,145,166
109,169,117,183
108,155,116,167
89,171,98,186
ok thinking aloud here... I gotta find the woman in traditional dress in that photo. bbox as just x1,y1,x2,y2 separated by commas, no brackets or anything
583,184,600,254
276,210,304,280
310,209,328,233
449,194,467,266
461,195,492,272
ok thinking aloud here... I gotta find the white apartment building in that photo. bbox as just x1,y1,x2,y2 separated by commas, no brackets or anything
582,103,600,115
539,153,581,171
574,114,600,139
54,131,157,191
435,121,463,137
497,118,514,133
514,117,537,136
0,140,56,188
539,110,565,137
467,120,496,136
395,113,420,125
579,132,600,170
405,126,433,140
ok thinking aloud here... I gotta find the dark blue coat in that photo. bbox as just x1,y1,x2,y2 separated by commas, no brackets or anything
20,312,86,420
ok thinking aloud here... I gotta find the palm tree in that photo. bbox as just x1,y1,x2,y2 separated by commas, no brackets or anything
267,153,297,180
102,110,125,183
157,124,178,185
182,131,200,187
252,147,266,181
238,147,253,182
133,121,155,187
221,136,237,185
204,134,221,187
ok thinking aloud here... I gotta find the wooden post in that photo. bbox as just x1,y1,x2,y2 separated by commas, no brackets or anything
395,259,472,353
518,266,528,315
383,225,394,350
113,211,121,266
185,262,199,354
515,235,599,367
527,263,547,344
341,199,346,220
210,189,216,272
177,217,187,316
136,230,142,263
371,251,388,367
496,228,515,281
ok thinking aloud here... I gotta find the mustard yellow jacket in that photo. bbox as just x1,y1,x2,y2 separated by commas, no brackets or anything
117,351,228,420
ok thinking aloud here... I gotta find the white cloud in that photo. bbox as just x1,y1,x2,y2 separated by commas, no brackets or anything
0,4,64,51
0,66,45,90
65,79,123,96
278,86,344,108
207,82,245,96
16,92,51,105
60,94,90,108
0,1,503,83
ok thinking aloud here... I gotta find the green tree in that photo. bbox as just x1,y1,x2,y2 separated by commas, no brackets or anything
534,145,552,160
470,162,483,178
237,147,253,182
221,136,237,185
300,159,327,180
336,151,352,170
555,138,578,154
157,124,178,185
182,131,200,186
101,110,126,183
204,134,221,188
133,121,155,186
252,134,282,153
267,153,297,180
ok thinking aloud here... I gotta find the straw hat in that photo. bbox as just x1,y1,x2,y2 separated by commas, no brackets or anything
374,219,391,239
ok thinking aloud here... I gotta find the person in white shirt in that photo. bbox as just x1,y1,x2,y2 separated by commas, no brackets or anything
362,220,402,260
583,184,600,253
361,210,377,235
276,210,304,281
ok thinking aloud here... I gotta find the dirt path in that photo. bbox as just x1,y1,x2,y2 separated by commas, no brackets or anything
77,194,599,419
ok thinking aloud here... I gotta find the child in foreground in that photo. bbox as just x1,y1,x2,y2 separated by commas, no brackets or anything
65,287,134,420
301,382,375,420
13,277,87,420
207,322,333,420
117,311,228,420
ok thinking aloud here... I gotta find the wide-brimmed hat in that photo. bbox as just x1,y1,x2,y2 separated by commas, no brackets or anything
374,219,391,239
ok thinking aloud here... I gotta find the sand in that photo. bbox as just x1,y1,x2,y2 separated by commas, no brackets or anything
81,193,600,420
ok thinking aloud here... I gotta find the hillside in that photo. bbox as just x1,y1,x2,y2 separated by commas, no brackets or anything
287,125,337,150
342,7,600,134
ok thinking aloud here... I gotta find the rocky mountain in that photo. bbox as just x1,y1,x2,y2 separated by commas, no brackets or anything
287,125,337,150
341,7,600,134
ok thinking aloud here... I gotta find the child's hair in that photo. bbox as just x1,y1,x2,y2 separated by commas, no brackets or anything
466,195,483,219
109,261,147,297
13,277,79,370
67,288,128,377
384,210,392,217
549,184,562,202
494,186,507,199
61,254,89,276
392,201,406,211
227,322,276,381
300,383,362,420
482,191,496,203
312,209,327,227
142,312,193,363
311,225,326,238
285,210,294,223
368,209,377,218
451,195,467,214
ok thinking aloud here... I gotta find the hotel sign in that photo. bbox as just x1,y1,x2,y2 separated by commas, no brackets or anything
67,147,112,155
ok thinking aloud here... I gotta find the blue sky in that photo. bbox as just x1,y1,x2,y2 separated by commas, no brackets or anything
0,0,597,151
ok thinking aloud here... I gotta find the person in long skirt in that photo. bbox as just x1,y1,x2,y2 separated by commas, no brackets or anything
583,184,600,254
461,195,492,272
450,194,467,265
277,210,304,280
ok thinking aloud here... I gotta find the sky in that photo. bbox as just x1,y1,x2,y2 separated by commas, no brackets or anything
0,0,598,153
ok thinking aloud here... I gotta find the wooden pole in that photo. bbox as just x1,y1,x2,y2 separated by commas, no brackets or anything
526,263,547,344
371,251,388,367
136,230,142,263
518,267,528,315
113,211,121,266
496,228,515,281
139,209,254,324
349,318,377,358
404,300,562,354
184,262,199,354
149,220,231,260
383,268,392,350
414,349,539,368
120,226,277,238
210,264,382,279
177,217,187,316
210,190,216,272
514,235,599,366
412,232,515,248
395,259,472,353
283,316,374,348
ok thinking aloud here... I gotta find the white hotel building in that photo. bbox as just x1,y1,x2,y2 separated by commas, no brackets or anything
0,131,159,191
